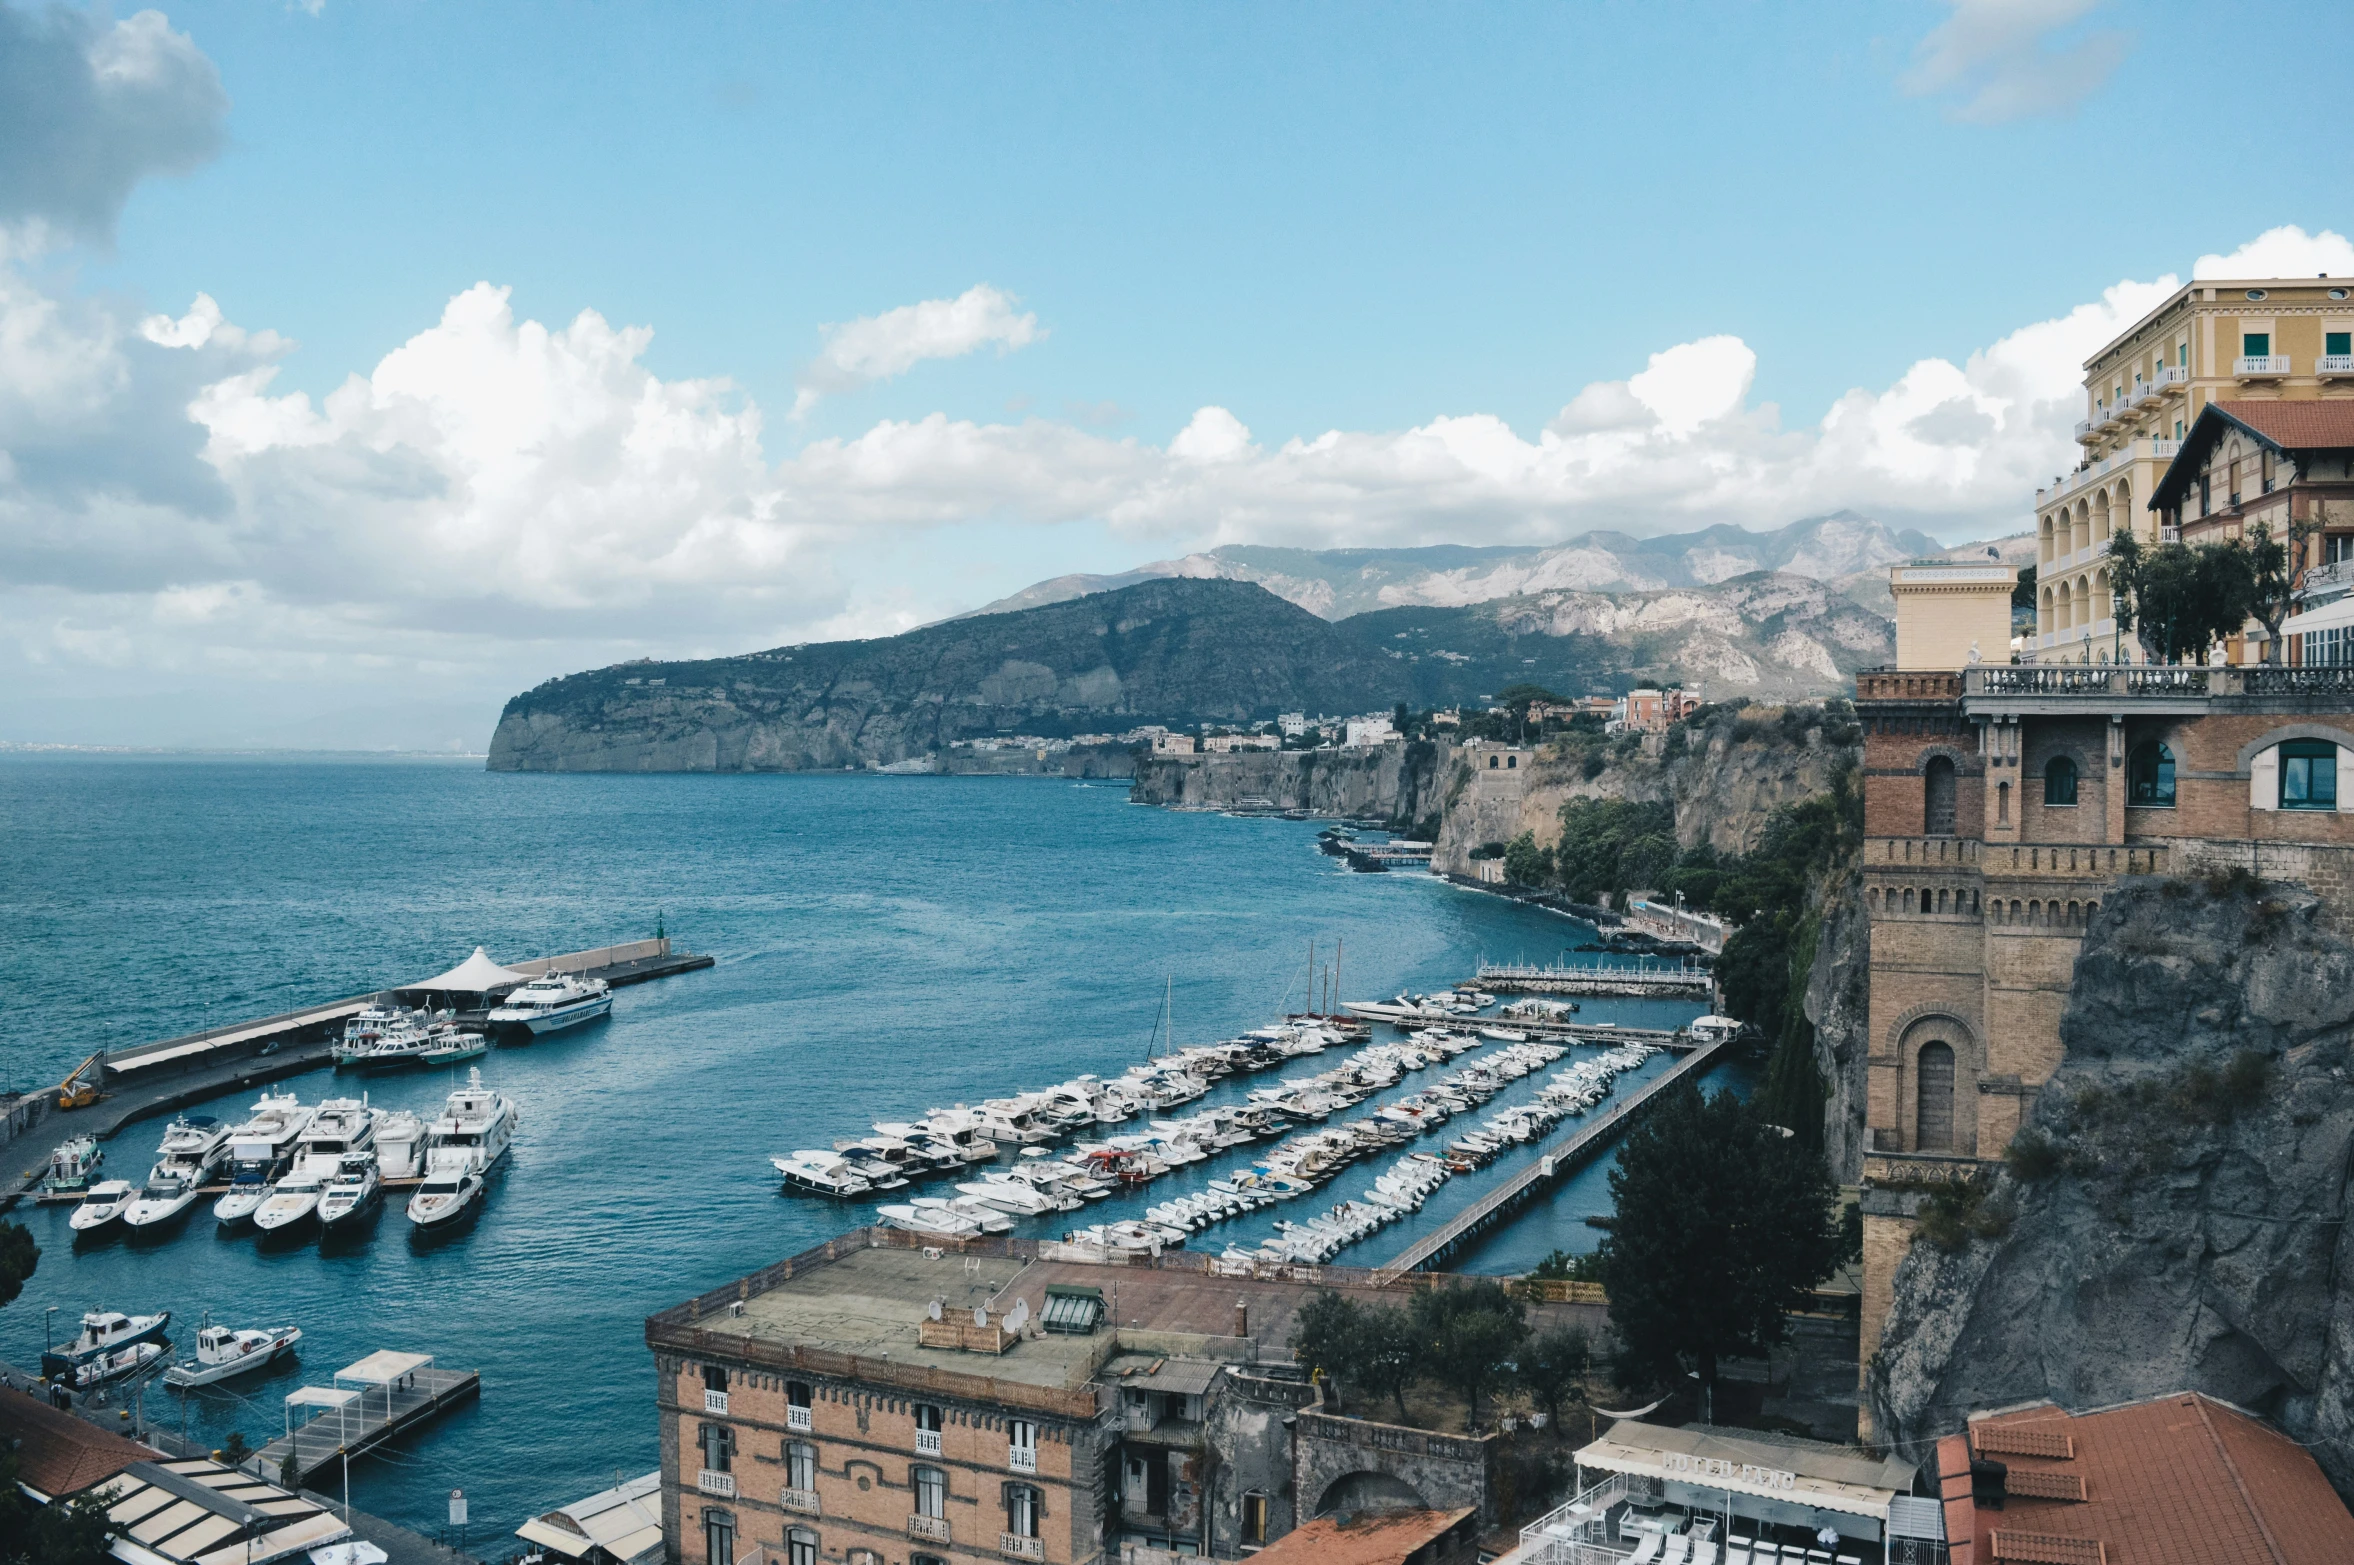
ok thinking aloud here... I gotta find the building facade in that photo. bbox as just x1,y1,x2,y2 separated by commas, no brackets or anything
2033,274,2354,662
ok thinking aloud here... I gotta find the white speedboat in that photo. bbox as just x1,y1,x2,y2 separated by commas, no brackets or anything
485,972,612,1039
252,1168,328,1233
876,1202,984,1238
42,1308,171,1377
69,1179,137,1234
955,1177,1070,1216
164,1321,302,1388
123,1115,234,1229
42,1134,104,1195
316,1153,382,1230
772,1150,875,1198
213,1094,315,1225
404,1069,518,1228
70,1340,168,1391
251,1096,379,1233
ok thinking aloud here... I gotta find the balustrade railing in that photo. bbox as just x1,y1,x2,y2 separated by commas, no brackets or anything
2243,666,2354,694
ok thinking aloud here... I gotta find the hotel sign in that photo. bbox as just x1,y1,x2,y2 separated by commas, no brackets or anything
1896,567,2011,583
1664,1454,1798,1490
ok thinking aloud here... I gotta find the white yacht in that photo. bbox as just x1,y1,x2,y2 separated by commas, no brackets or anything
213,1094,315,1225
415,1024,489,1065
772,1150,875,1199
316,1152,382,1230
404,1069,519,1228
954,1176,1073,1216
69,1179,137,1234
876,1202,984,1238
331,1003,423,1066
374,1110,428,1180
42,1308,171,1377
252,1167,329,1233
252,1097,379,1233
163,1321,302,1388
123,1116,233,1229
42,1134,103,1194
485,972,612,1039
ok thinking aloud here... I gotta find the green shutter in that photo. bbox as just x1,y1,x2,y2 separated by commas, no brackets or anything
2244,332,2271,356
2329,332,2351,356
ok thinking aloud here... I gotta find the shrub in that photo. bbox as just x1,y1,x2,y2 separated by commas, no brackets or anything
2006,1129,2062,1181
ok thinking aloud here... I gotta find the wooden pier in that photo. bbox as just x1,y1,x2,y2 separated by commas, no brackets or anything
1372,1036,1730,1281
1473,961,1712,999
258,1353,479,1486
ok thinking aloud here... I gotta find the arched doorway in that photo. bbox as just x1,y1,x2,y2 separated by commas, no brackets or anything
1924,756,1957,835
1916,1041,1956,1151
1316,1471,1426,1518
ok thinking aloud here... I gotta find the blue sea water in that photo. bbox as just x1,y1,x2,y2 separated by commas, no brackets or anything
0,756,1746,1541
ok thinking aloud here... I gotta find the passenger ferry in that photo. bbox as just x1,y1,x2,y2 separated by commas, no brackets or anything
485,972,612,1039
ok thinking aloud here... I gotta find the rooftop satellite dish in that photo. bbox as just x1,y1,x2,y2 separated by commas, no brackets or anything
1005,1298,1030,1332
928,1299,944,1322
973,1306,990,1328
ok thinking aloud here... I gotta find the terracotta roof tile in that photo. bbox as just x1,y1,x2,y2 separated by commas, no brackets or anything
2210,399,2354,450
1247,1506,1476,1565
0,1385,155,1499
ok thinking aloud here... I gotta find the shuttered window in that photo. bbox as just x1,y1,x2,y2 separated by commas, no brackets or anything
1917,1042,1956,1152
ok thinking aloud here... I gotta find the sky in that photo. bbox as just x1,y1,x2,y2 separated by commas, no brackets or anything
2,0,2351,751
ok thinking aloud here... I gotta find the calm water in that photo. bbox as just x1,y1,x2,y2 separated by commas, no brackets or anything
0,757,1740,1540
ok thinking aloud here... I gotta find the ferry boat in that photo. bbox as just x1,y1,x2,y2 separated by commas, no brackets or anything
315,1152,382,1230
42,1308,172,1377
404,1069,519,1228
69,1179,137,1233
213,1094,315,1225
330,1003,406,1066
485,972,612,1040
335,1010,437,1069
42,1134,103,1195
122,1116,233,1229
163,1319,302,1388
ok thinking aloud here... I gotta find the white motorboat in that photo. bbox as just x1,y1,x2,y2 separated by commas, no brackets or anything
69,1340,168,1391
415,1025,489,1065
123,1115,234,1229
163,1320,302,1388
772,1151,875,1198
485,972,612,1039
251,1096,379,1233
374,1110,428,1180
876,1202,984,1238
252,1168,328,1233
213,1093,315,1225
42,1308,171,1377
42,1134,104,1195
954,1177,1068,1216
69,1179,137,1234
330,1003,406,1066
404,1069,519,1228
316,1152,382,1230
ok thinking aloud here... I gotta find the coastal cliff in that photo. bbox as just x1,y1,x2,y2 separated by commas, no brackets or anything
1802,881,1874,1182
1867,876,2354,1494
1129,741,1454,823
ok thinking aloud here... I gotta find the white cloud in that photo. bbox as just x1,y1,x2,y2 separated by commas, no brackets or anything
2194,226,2354,281
1903,0,2131,125
792,283,1041,416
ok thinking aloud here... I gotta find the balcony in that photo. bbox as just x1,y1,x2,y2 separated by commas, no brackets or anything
781,1489,820,1517
703,1389,729,1415
786,1406,811,1432
698,1471,736,1498
908,1515,952,1545
2236,354,2293,378
1009,1446,1038,1474
2074,417,2097,444
2151,364,2188,395
2296,559,2354,601
915,1430,943,1457
1001,1535,1045,1561
2320,354,2354,378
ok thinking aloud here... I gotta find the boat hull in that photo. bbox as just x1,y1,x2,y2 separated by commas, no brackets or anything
405,1176,484,1228
490,994,612,1040
164,1330,300,1388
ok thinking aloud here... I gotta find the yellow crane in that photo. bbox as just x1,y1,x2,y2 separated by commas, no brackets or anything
54,1051,106,1110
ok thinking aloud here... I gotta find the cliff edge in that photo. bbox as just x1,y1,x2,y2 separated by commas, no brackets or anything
1868,875,2354,1495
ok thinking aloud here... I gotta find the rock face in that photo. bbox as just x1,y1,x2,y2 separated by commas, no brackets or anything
1425,714,1857,878
1804,881,1874,1183
1868,877,2354,1495
1130,742,1454,822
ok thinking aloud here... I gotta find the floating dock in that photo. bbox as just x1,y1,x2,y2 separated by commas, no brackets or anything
258,1352,479,1486
1473,961,1713,999
1372,1035,1731,1280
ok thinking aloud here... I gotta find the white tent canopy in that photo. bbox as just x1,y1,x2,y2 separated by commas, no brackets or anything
404,948,526,995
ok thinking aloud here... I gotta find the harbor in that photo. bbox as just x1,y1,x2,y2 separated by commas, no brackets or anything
1473,959,1715,999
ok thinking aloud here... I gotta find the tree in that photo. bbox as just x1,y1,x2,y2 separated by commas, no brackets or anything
1518,1324,1592,1426
1412,1280,1528,1430
0,1219,35,1309
2242,519,2307,663
1599,1081,1842,1420
1554,799,1676,904
1501,831,1550,887
2112,532,2254,664
1287,1290,1419,1420
1289,1288,1358,1381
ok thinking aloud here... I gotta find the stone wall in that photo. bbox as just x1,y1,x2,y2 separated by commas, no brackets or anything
1290,1412,1496,1527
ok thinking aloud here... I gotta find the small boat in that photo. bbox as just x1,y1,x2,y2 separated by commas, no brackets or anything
163,1321,302,1388
332,1004,416,1067
415,1027,489,1065
69,1179,137,1234
42,1135,103,1195
486,972,613,1040
42,1308,172,1377
252,1168,328,1233
876,1202,984,1238
773,1150,875,1198
123,1115,233,1228
316,1153,382,1230
70,1340,168,1390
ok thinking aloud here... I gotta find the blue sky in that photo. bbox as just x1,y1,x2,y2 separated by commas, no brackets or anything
3,0,2350,747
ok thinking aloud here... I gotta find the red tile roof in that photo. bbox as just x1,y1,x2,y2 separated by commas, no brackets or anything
0,1385,154,1499
1247,1506,1477,1565
1938,1393,2354,1565
2210,399,2354,450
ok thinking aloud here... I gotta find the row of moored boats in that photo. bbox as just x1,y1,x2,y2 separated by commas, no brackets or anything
37,1306,301,1394
326,972,611,1068
44,1067,518,1238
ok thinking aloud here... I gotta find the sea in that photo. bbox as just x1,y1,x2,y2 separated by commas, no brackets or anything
0,755,1749,1542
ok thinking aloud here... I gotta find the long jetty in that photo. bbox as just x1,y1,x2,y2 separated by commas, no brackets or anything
3,937,713,1209
1372,1035,1730,1281
1474,961,1712,999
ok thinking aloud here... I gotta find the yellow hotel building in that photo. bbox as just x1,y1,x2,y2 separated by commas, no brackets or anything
2033,274,2354,662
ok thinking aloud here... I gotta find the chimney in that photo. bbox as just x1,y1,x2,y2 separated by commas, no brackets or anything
1233,1300,1249,1338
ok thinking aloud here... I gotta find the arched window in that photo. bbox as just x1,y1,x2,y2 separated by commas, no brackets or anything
2044,754,2079,807
702,1509,736,1565
2129,742,2175,806
2280,740,2339,810
1902,888,1916,913
785,1527,817,1565
1924,756,1957,835
1243,1492,1273,1544
1916,1041,1956,1151
1489,755,1499,769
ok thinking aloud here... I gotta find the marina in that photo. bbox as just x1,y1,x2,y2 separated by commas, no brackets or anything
1474,960,1715,998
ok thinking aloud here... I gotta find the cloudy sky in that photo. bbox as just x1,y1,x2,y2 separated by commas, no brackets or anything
3,1,2350,750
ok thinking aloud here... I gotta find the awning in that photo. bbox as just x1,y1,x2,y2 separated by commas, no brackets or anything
1575,1423,1913,1521
2285,597,2354,639
404,948,527,995
515,1472,664,1565
336,1352,431,1385
284,1388,359,1409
